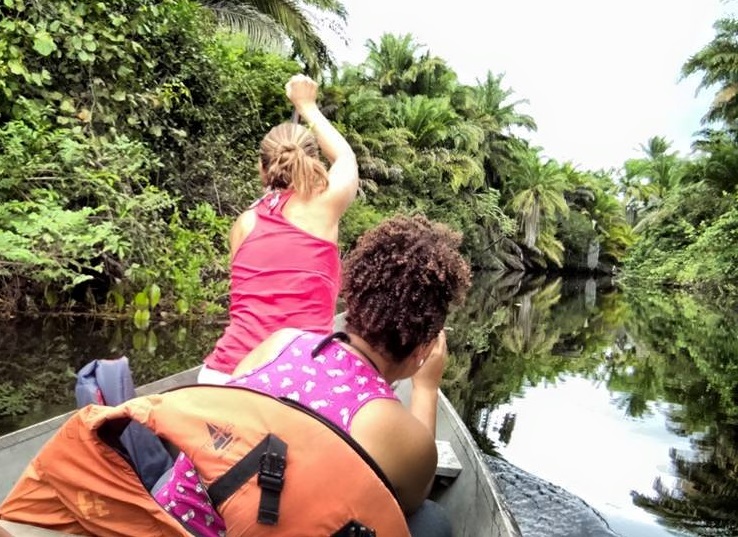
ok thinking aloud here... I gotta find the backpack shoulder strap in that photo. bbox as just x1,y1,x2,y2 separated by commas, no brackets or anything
208,433,288,525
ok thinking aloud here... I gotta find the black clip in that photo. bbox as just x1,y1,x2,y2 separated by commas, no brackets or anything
258,451,286,492
350,524,375,537
332,520,377,537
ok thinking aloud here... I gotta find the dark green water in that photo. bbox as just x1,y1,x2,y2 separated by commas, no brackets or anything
1,274,737,536
0,316,223,432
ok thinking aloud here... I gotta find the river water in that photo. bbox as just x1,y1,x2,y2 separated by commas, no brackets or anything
1,274,737,536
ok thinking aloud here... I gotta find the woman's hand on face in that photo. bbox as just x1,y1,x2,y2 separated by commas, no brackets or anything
411,330,447,392
285,74,318,112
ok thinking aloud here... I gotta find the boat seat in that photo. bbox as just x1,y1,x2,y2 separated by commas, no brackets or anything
435,440,462,479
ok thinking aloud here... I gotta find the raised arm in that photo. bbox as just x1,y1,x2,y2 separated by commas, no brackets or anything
408,331,448,498
354,331,448,514
286,75,359,214
410,331,446,436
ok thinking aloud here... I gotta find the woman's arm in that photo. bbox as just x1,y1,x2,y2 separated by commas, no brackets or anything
350,400,437,515
410,331,446,437
350,333,447,514
408,331,447,500
286,75,359,214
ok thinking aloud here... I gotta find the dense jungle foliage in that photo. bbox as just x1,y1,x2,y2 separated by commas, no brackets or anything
0,0,737,320
622,17,738,295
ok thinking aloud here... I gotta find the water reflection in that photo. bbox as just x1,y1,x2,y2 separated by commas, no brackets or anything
0,316,222,434
1,275,737,535
442,273,738,536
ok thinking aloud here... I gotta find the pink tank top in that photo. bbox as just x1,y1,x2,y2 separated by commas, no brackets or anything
229,331,398,430
155,332,398,536
205,191,341,374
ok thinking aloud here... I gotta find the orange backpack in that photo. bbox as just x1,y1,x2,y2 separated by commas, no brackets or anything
0,385,410,536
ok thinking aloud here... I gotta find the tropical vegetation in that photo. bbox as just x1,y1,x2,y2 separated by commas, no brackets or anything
622,15,738,296
1,0,738,322
0,0,631,320
3,5,738,532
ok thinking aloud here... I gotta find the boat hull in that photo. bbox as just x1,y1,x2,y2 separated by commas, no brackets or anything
0,370,520,536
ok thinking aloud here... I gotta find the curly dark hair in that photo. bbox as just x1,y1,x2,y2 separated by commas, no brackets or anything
342,214,471,362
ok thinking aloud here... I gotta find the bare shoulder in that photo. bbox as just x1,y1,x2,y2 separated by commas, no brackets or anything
229,209,257,259
350,399,437,513
232,328,302,376
235,208,257,236
263,327,303,348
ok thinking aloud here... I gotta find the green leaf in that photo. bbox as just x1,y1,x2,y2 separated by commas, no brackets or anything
8,59,24,75
33,31,57,57
111,90,126,102
59,99,75,113
78,50,91,62
133,309,150,330
44,287,58,308
146,330,158,355
148,283,161,308
134,291,149,310
84,40,97,52
132,330,147,350
70,274,93,287
3,0,13,8
175,299,189,315
176,326,188,342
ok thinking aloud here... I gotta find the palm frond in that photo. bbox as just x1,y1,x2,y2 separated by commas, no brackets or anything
201,0,343,75
206,2,288,51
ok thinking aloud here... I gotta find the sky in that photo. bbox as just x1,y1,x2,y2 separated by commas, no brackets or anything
322,0,732,171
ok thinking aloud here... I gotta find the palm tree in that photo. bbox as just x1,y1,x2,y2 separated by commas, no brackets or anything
689,128,738,193
500,279,562,356
456,72,537,187
201,0,347,75
619,170,655,225
591,191,634,261
507,150,569,263
391,95,456,149
364,34,420,95
320,82,413,188
624,136,684,199
363,34,456,97
682,17,738,125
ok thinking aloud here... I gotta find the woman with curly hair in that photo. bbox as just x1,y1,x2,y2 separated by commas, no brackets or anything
198,74,358,383
155,214,471,536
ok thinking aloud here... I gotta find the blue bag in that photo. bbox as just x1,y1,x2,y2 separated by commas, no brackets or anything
75,357,173,490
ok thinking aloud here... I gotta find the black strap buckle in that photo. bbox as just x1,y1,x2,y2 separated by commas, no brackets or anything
332,520,377,537
257,436,288,525
207,433,288,526
258,451,286,492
